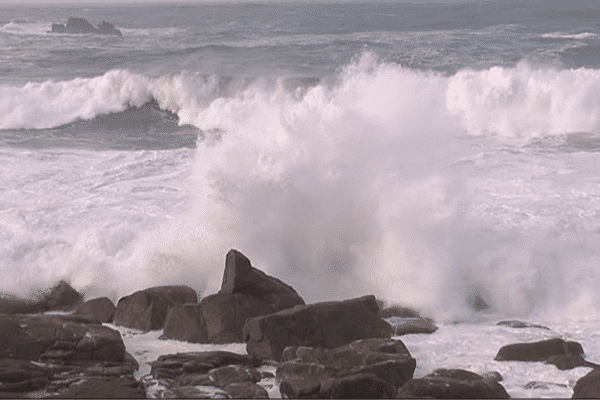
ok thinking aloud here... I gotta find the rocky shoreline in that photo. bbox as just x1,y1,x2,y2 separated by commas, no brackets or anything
1,249,598,398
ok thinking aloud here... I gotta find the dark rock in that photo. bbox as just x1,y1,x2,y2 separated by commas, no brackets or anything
378,305,421,319
572,368,600,398
66,17,97,33
387,317,438,335
220,249,305,311
0,314,124,362
243,295,391,361
396,368,510,399
207,364,261,387
495,338,583,362
223,382,269,398
97,21,122,36
279,377,321,398
319,372,397,399
277,338,416,389
172,385,229,398
50,17,123,36
525,380,568,390
49,375,146,398
497,320,550,330
176,373,214,386
0,281,83,314
481,371,503,383
113,285,197,331
51,23,66,33
150,351,257,380
162,293,273,344
546,354,597,370
0,359,52,392
74,297,116,323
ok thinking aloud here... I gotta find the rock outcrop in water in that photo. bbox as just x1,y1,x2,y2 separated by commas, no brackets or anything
51,17,122,36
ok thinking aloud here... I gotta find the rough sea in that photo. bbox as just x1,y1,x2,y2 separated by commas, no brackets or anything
2,0,600,397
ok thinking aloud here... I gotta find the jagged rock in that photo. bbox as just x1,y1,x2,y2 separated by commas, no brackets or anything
97,21,122,36
495,338,584,363
387,317,438,335
497,320,550,330
150,351,257,380
0,281,83,314
113,285,197,331
220,249,305,311
50,17,122,36
277,338,416,390
223,382,269,398
572,368,600,398
396,369,510,399
161,250,303,344
243,295,391,361
74,297,116,323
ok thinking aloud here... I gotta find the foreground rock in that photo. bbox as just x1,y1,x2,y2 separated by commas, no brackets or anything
572,368,600,398
74,297,116,323
0,281,83,315
495,338,595,370
149,351,267,398
277,338,416,398
113,285,197,331
51,17,122,36
0,314,144,398
243,295,391,361
396,369,510,399
162,249,305,344
378,305,422,319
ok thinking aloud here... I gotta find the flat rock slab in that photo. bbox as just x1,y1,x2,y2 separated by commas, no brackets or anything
386,317,438,335
495,338,584,362
497,320,550,330
280,372,396,399
151,351,258,380
396,368,510,399
243,295,391,361
278,338,416,391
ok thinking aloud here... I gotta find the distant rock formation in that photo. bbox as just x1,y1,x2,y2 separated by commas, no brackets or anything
50,17,122,36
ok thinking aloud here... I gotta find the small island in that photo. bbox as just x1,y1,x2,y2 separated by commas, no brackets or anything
50,17,122,36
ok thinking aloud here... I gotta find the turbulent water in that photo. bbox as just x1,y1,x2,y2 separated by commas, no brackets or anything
2,2,600,396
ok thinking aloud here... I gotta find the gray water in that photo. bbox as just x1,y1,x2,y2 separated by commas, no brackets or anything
2,1,600,324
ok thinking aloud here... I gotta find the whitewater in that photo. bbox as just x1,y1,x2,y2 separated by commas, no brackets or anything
2,0,600,397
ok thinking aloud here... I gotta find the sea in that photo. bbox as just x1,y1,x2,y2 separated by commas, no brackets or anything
2,0,600,397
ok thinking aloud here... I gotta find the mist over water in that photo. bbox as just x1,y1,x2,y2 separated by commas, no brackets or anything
2,1,600,326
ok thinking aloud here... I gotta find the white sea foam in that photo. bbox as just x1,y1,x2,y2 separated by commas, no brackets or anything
2,54,600,323
541,31,597,40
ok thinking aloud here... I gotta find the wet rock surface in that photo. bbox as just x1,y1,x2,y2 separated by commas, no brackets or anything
396,368,510,399
495,338,595,369
51,17,122,35
0,281,83,315
243,295,391,361
113,285,197,332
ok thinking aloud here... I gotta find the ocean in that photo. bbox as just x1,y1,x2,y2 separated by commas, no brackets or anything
2,0,600,397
